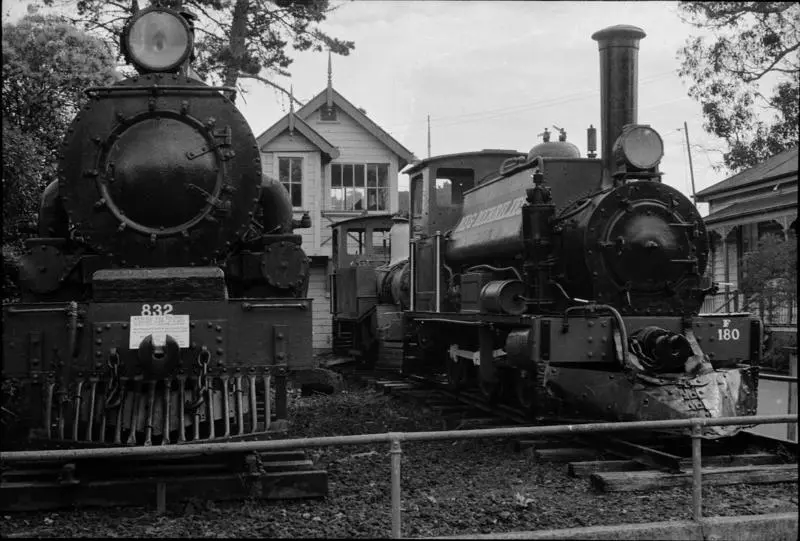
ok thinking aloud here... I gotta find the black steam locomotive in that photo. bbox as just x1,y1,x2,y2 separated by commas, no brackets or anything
2,6,313,448
330,25,760,438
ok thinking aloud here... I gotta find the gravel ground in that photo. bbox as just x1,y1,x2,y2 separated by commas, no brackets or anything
1,379,797,538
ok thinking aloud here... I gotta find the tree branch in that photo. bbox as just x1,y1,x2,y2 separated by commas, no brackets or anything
737,41,800,83
236,72,303,106
186,1,227,32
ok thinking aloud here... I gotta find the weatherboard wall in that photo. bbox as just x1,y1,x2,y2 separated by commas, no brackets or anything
258,94,411,353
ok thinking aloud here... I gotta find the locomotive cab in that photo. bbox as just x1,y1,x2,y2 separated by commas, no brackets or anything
406,150,524,312
329,214,396,359
407,150,523,240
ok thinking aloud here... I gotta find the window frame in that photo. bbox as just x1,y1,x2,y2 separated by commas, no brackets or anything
319,104,338,123
329,162,391,211
278,156,304,209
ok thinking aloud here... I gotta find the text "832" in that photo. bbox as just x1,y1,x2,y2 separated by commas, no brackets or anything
141,304,173,316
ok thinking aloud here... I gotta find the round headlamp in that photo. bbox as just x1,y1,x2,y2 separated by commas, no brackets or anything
614,125,664,170
124,7,192,72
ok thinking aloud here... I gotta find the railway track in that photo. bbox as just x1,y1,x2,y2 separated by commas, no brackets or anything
1,395,327,513
337,364,798,493
0,447,327,513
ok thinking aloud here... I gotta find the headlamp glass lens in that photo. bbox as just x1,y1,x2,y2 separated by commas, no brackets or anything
622,126,663,169
127,11,190,71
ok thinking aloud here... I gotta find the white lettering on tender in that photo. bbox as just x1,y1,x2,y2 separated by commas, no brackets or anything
454,196,526,233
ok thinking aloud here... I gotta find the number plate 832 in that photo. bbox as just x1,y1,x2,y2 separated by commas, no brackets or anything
140,303,173,316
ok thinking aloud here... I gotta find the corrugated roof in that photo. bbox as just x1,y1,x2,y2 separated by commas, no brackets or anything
696,146,798,199
703,192,796,225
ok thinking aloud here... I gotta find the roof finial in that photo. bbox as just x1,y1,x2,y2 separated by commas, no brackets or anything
326,49,333,108
288,84,295,134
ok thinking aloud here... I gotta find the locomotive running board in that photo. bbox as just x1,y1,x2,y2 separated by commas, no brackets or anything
0,450,327,512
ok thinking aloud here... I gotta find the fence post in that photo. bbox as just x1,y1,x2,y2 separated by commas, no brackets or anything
789,348,798,442
389,434,403,539
156,482,166,514
691,422,703,521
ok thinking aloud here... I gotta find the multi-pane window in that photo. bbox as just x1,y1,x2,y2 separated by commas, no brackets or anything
279,157,303,207
330,163,389,211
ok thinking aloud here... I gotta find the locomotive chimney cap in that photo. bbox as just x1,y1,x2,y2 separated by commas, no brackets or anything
592,24,646,44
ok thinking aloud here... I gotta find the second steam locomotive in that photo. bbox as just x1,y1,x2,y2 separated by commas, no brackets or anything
330,25,760,438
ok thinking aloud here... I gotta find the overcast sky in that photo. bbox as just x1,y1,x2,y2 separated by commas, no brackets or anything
3,0,735,215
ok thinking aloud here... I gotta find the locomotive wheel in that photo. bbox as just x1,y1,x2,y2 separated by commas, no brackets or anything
445,356,470,391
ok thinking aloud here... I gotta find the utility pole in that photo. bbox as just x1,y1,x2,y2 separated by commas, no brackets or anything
683,121,697,204
427,115,431,158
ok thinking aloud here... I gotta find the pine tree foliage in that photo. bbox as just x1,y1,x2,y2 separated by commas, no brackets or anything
44,0,355,103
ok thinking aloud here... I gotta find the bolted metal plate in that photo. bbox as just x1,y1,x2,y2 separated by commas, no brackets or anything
58,73,261,267
18,244,69,294
261,241,310,289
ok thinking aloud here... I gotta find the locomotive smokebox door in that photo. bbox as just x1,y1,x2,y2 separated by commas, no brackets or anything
58,74,262,268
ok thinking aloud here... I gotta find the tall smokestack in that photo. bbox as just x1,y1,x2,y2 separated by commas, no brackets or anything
592,24,646,187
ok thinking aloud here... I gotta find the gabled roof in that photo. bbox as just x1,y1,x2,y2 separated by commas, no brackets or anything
703,192,796,226
696,146,798,200
296,88,416,169
256,113,339,161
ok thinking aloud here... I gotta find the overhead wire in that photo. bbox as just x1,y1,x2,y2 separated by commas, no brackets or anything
383,69,677,132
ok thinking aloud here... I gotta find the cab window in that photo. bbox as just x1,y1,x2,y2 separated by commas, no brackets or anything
434,168,474,207
411,174,424,217
344,227,366,255
371,228,391,257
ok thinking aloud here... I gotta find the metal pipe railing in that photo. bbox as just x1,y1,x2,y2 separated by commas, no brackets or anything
408,239,416,312
691,424,703,521
760,373,798,383
389,435,403,537
434,231,442,313
2,414,794,462
1,414,796,537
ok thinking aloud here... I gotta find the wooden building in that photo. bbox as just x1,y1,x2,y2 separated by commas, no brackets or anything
256,58,415,352
696,146,798,326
